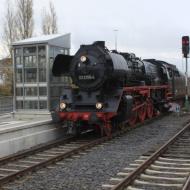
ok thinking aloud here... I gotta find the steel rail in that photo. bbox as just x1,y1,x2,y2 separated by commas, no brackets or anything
0,135,112,186
182,174,190,190
0,136,76,165
0,113,168,186
111,121,190,190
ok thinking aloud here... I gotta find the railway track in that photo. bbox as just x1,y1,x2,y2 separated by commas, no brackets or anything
0,133,113,187
0,113,168,187
102,121,190,190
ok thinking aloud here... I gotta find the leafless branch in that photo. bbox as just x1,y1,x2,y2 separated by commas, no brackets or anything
16,0,34,39
2,0,18,57
42,1,58,35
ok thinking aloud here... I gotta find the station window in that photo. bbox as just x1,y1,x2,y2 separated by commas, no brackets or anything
24,47,36,54
24,56,37,67
39,68,46,82
24,101,38,109
16,56,21,65
39,55,46,68
49,46,54,57
24,87,37,96
24,68,37,83
49,57,54,71
16,101,23,109
15,48,22,55
39,87,47,96
38,46,46,54
16,88,23,96
39,101,47,109
24,56,29,65
16,69,23,83
54,47,63,56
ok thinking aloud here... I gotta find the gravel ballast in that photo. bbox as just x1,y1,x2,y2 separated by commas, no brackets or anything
4,113,190,190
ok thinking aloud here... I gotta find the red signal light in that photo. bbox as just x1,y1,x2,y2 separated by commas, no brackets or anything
182,36,189,58
182,36,189,44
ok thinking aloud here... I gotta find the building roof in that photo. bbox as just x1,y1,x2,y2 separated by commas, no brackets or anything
12,33,71,48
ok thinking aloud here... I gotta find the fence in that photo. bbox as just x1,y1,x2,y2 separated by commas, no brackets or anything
0,96,13,114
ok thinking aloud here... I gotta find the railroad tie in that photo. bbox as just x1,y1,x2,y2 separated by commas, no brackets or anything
133,179,183,188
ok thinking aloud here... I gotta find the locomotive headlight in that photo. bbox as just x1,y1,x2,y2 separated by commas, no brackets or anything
80,56,87,62
60,102,67,110
96,102,103,110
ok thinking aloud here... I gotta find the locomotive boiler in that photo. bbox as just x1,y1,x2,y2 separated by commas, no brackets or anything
52,41,185,136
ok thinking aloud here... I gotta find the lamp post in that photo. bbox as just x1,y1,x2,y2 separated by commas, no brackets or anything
114,29,118,51
185,57,189,110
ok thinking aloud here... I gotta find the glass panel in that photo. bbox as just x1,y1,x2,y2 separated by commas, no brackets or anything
49,46,54,57
38,46,46,54
24,87,37,96
24,68,37,82
39,101,47,109
24,101,38,109
16,56,23,68
16,88,23,96
24,56,37,67
16,101,23,109
54,47,63,56
24,56,29,65
49,57,54,72
24,47,36,54
33,55,37,65
16,57,20,64
16,69,23,83
15,48,22,55
39,87,47,96
39,55,46,68
39,68,46,82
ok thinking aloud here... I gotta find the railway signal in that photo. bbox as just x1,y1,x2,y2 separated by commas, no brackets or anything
182,36,189,110
182,36,189,58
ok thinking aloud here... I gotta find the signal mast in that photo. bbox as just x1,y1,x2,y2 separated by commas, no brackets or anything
182,36,190,110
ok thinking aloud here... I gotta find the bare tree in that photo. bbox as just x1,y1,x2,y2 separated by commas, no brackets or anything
16,0,34,39
2,0,18,56
42,1,58,35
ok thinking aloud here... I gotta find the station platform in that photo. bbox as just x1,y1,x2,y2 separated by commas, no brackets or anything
0,114,64,158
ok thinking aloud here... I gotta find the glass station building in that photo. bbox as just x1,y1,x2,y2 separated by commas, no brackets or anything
12,34,71,111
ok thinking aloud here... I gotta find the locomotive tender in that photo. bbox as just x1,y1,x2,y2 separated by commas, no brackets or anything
52,41,185,136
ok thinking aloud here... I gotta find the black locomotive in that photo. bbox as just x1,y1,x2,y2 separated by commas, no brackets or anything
52,41,185,136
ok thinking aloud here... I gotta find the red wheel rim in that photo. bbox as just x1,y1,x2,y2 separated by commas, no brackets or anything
147,101,153,118
138,105,147,122
128,111,138,126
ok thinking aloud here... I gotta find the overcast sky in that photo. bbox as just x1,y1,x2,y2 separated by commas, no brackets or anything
0,0,190,72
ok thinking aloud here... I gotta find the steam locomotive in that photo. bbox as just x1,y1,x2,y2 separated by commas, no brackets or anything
52,41,185,136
